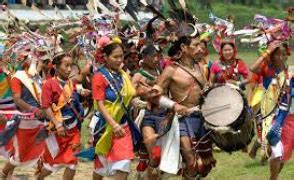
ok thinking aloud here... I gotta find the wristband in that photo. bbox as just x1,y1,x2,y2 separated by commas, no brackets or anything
159,96,176,109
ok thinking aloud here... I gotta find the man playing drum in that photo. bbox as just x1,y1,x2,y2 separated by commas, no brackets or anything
150,35,216,179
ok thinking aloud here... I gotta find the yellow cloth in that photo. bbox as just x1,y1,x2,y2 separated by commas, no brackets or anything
250,86,265,108
261,72,286,151
95,70,136,155
51,80,74,123
12,71,41,103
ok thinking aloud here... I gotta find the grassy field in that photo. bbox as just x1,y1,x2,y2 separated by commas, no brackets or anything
1,51,294,179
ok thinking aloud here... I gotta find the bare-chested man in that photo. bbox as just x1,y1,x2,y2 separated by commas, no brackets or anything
132,44,163,179
151,35,216,179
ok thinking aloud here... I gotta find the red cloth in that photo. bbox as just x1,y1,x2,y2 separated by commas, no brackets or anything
281,115,294,161
160,58,174,69
251,73,263,84
43,127,81,166
92,73,108,101
10,78,22,94
41,78,76,109
210,59,249,83
11,123,45,163
237,60,249,79
251,61,276,84
94,125,134,169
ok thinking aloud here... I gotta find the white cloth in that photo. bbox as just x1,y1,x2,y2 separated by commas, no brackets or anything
271,140,284,159
43,163,76,173
89,113,99,135
94,156,131,176
159,115,181,174
45,134,60,159
135,109,146,129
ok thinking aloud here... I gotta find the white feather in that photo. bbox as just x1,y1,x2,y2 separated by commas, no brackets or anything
139,0,148,6
28,56,38,76
48,0,53,6
119,0,127,9
66,4,78,19
86,3,96,15
233,29,260,36
109,0,124,12
21,0,26,5
179,0,186,10
94,0,116,16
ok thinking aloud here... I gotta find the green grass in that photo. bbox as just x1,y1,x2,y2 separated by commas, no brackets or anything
210,51,294,66
0,53,292,179
75,51,294,179
207,151,294,180
162,1,287,29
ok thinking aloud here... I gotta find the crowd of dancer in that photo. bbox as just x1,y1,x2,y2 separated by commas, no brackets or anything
0,2,293,180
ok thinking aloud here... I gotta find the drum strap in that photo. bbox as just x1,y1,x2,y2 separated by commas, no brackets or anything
175,63,204,90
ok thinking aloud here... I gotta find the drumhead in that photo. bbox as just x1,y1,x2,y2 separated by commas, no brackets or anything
201,85,244,127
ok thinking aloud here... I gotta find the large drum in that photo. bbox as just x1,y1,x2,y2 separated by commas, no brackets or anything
200,85,254,152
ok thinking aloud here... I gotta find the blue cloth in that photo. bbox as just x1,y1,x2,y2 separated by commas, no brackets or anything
75,147,95,160
20,85,39,108
60,90,84,119
141,109,167,133
267,78,293,146
179,113,206,138
97,66,123,103
8,0,16,4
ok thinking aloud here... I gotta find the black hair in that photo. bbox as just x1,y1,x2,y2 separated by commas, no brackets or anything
221,42,235,50
102,43,123,56
168,36,192,57
52,53,71,67
142,44,158,57
271,43,291,59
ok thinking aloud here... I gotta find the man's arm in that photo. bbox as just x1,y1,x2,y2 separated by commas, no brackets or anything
150,65,189,115
152,65,176,95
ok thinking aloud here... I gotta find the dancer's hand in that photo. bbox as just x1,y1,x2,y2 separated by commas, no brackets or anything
56,124,66,137
113,124,126,138
174,103,188,116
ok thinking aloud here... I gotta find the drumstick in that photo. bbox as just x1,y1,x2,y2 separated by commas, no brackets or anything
202,105,232,117
185,104,231,115
202,104,231,112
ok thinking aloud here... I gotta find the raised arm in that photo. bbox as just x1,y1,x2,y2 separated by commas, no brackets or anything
251,41,281,73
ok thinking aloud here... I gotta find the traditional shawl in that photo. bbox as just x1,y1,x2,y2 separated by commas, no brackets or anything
51,79,74,123
261,71,286,147
12,71,41,103
95,67,136,155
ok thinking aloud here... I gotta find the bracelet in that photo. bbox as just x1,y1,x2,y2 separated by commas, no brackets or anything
262,49,271,59
159,96,176,109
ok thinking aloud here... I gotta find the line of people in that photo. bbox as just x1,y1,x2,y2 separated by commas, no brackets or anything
0,8,293,180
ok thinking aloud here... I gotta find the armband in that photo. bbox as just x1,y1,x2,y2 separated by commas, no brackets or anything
159,96,176,109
